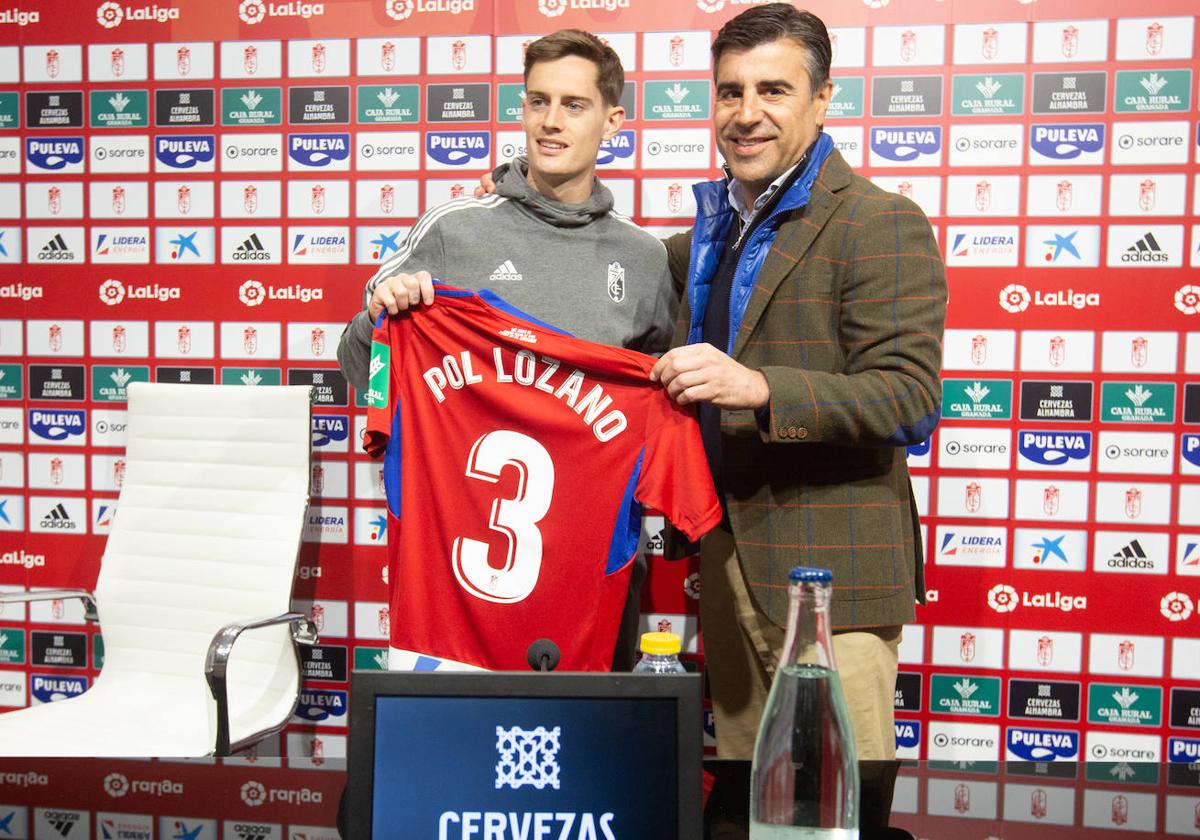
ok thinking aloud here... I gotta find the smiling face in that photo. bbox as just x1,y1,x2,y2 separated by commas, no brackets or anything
714,38,832,204
521,55,624,204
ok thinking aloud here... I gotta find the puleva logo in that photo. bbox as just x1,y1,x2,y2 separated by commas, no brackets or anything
155,135,215,169
29,409,86,442
1007,727,1079,761
26,138,85,170
288,133,350,167
31,673,86,703
426,131,490,166
295,689,347,722
1169,737,1200,763
894,720,920,749
311,415,349,447
596,130,635,166
1030,123,1105,160
496,725,561,790
870,126,941,161
1019,430,1092,466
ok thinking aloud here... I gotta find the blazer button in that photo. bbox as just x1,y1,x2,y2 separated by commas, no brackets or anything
786,427,797,439
796,427,808,439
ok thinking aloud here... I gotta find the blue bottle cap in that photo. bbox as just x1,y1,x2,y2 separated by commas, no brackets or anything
789,566,833,584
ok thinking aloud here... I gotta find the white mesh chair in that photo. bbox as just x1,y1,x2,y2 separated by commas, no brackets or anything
0,383,318,756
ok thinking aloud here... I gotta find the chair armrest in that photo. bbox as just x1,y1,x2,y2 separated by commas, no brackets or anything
204,612,319,756
0,589,98,622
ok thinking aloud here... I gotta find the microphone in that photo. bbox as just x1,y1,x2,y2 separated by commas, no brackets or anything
526,639,560,672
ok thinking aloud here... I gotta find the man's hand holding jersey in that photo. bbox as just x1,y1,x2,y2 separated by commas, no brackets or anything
368,270,437,320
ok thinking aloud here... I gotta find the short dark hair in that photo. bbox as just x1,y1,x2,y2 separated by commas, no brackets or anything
523,29,625,108
711,6,831,95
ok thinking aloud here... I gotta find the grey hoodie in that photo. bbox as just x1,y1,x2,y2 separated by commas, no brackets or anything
336,159,677,390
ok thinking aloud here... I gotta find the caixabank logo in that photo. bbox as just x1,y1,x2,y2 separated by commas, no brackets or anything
154,134,215,170
1006,726,1079,761
288,132,350,169
25,137,85,171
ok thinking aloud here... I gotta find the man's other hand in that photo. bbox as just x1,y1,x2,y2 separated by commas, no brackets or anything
650,343,770,410
368,270,435,320
473,171,497,198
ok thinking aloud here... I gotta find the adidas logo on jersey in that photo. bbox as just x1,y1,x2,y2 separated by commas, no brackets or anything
489,260,523,282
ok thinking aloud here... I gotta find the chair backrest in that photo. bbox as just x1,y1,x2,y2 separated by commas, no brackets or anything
94,383,312,695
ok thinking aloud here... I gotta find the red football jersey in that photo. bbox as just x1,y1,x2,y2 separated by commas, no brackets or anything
364,286,721,671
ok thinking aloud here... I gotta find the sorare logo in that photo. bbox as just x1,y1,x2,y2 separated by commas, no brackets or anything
426,131,490,166
155,135,215,169
596,130,636,166
1030,123,1105,160
311,415,349,448
1006,726,1079,761
28,409,86,442
26,137,85,170
288,133,351,168
869,126,941,162
1019,430,1092,466
295,688,347,723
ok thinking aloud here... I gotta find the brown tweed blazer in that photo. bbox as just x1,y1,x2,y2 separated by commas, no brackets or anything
665,148,947,631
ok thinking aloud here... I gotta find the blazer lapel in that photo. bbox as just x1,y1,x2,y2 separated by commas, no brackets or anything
732,151,852,361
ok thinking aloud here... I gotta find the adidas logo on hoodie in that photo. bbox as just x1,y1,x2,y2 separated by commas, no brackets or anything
489,259,522,282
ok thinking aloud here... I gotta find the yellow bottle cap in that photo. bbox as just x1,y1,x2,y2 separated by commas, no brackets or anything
639,631,682,656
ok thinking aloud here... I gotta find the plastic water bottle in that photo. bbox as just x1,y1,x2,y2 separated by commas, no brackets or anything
749,567,859,839
632,631,687,674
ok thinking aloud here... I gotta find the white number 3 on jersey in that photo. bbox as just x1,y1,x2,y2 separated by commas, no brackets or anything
452,430,555,603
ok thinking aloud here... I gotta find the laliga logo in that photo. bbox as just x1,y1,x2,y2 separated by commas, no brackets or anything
862,0,889,7
385,0,413,19
538,0,566,16
99,278,125,305
238,0,267,23
696,0,724,11
240,780,267,807
999,283,1031,313
103,772,130,798
97,1,123,27
239,279,266,307
1161,591,1193,622
987,583,1018,613
1175,284,1200,315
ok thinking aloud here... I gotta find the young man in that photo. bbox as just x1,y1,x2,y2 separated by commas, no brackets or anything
337,29,675,669
651,6,946,761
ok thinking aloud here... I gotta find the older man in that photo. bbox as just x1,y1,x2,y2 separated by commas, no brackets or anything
652,6,946,760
